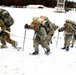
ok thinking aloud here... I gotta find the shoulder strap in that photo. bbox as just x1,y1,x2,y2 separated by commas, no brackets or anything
69,24,76,33
40,24,48,34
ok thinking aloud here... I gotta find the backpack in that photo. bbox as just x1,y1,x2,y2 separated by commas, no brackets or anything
0,8,14,27
33,16,52,34
65,19,76,33
72,21,76,30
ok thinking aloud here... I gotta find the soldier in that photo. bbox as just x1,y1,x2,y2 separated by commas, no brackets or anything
58,19,75,51
71,34,76,48
24,20,50,55
0,8,17,48
47,22,58,44
71,22,76,48
33,15,58,45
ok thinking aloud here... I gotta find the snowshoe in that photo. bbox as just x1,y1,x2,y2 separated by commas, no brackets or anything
45,49,51,55
13,46,21,51
32,51,39,55
12,42,22,51
45,51,51,55
30,51,39,55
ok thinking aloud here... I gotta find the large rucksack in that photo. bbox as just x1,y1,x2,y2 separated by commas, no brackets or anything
33,16,52,34
0,8,14,27
65,19,76,31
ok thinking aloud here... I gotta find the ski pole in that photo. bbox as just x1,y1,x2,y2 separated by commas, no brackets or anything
56,32,59,48
22,29,26,51
53,37,57,44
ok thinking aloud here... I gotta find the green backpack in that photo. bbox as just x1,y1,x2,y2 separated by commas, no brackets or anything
0,8,14,27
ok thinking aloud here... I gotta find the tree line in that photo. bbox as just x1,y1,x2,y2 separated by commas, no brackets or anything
0,0,76,8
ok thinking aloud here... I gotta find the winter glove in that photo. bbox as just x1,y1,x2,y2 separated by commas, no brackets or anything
24,24,29,28
51,34,53,36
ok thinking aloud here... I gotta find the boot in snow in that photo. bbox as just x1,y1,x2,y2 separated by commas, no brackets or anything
0,45,7,48
45,49,51,55
61,47,66,49
66,46,69,51
47,49,50,53
32,51,39,55
71,45,73,48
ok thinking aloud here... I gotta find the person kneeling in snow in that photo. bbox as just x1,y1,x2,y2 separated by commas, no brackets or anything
0,8,17,48
24,19,50,55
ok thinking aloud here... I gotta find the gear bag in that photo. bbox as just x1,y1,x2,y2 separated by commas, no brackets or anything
0,8,14,27
33,16,52,34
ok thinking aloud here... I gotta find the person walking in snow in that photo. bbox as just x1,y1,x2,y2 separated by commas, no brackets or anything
33,15,58,45
58,19,75,51
0,8,17,48
24,18,50,55
47,22,58,44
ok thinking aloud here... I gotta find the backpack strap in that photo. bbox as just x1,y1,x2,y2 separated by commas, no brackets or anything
40,24,48,34
69,23,76,34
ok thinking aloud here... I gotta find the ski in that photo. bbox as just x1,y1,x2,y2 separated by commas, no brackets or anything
0,46,8,49
29,52,51,56
44,51,51,56
29,53,39,55
0,46,22,51
14,46,22,51
29,53,34,55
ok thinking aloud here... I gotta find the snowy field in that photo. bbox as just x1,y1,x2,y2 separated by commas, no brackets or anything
0,7,76,75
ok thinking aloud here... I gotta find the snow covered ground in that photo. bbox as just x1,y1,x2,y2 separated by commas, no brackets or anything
0,7,76,75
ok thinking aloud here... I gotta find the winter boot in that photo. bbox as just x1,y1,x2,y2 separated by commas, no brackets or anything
47,49,50,53
0,45,7,48
12,41,18,47
66,46,69,51
32,51,39,55
61,47,66,49
71,45,73,48
45,49,51,55
50,41,52,44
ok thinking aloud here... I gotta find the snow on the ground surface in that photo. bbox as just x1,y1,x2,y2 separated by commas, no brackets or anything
0,7,76,75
